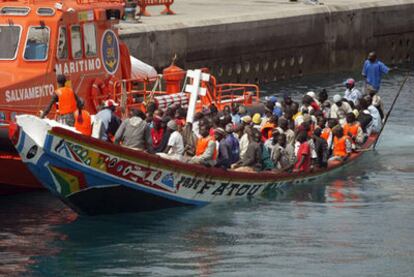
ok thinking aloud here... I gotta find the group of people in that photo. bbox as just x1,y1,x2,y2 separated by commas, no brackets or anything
42,52,389,174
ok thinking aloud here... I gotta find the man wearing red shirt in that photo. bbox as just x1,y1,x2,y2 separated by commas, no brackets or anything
294,131,311,172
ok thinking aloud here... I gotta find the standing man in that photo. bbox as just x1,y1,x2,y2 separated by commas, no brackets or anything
40,75,79,126
362,51,389,93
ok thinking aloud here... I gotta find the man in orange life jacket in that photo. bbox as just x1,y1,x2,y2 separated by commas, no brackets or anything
343,112,364,146
189,125,217,167
330,126,352,161
40,75,80,127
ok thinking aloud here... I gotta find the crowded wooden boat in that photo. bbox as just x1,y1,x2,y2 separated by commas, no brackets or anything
10,63,391,214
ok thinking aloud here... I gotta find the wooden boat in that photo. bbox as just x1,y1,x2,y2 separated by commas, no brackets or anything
10,115,377,215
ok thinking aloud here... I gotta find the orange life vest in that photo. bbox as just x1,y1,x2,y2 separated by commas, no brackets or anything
74,110,92,136
343,122,360,138
56,87,77,115
321,127,331,141
261,122,275,140
195,136,217,160
333,135,350,157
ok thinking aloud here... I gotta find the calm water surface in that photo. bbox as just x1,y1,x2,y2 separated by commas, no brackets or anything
1,70,414,277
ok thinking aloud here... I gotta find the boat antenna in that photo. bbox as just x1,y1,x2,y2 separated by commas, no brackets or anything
373,72,410,149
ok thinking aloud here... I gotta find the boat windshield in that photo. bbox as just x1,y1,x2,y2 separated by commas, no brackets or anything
0,25,21,60
24,26,50,61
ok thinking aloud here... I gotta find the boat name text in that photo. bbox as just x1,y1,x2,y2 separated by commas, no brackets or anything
55,58,102,75
5,84,54,103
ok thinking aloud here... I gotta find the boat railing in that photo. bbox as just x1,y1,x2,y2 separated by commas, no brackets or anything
215,83,260,108
110,71,260,116
76,0,124,4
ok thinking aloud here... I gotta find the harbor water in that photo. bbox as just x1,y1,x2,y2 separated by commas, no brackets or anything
1,69,414,277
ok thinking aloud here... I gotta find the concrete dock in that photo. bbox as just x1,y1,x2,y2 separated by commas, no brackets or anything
119,0,414,82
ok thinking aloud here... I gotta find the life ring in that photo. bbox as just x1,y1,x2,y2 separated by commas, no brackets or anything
89,77,110,113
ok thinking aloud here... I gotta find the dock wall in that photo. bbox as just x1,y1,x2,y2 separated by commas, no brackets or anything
120,1,414,83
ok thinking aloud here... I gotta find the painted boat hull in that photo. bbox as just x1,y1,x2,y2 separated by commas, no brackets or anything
12,115,376,215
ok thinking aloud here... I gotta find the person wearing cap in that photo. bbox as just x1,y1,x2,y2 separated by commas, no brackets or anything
224,123,240,164
343,78,362,107
157,120,184,160
40,74,80,127
114,109,147,150
362,51,389,93
252,113,262,130
74,98,92,136
329,94,352,125
95,99,121,142
214,128,231,170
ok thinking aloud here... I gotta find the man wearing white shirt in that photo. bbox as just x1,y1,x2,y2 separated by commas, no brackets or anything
344,78,363,107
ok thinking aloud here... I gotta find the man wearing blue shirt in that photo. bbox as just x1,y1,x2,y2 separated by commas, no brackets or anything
362,52,389,92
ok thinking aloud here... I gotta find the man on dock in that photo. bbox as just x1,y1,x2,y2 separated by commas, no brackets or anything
362,52,389,93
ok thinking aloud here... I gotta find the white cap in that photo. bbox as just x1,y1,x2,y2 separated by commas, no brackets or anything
333,94,342,103
306,91,316,99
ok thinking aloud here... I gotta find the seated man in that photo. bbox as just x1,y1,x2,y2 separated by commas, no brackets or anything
330,126,352,161
343,112,364,147
157,120,184,160
114,109,146,150
312,128,329,168
231,129,262,172
330,94,352,125
214,128,231,170
271,133,295,171
189,125,216,167
293,131,311,173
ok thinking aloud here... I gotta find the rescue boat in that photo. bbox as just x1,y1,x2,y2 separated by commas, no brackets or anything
0,0,261,194
10,114,378,215
0,0,127,193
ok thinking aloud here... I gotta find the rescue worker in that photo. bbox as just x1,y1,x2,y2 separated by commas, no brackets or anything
331,126,352,161
40,74,79,126
74,98,92,136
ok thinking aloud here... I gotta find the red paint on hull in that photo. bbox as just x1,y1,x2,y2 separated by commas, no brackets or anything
0,154,43,195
